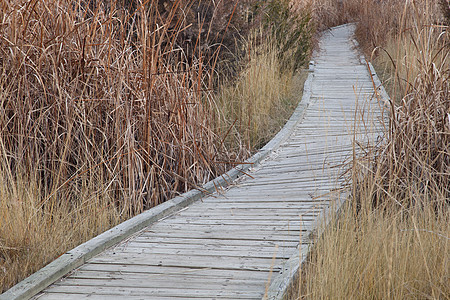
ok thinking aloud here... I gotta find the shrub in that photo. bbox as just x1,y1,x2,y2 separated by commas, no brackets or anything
263,0,313,72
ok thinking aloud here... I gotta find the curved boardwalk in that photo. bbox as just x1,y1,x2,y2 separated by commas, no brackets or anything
30,24,383,299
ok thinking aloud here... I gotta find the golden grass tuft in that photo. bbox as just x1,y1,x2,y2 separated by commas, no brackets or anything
0,170,121,289
217,29,306,151
298,203,449,299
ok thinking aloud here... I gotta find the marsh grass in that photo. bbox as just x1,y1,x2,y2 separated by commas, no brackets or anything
286,1,449,299
217,29,306,151
0,0,228,290
294,202,449,299
0,169,121,290
0,0,311,292
352,1,449,209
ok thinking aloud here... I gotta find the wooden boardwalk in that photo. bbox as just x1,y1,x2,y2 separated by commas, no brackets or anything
28,24,383,300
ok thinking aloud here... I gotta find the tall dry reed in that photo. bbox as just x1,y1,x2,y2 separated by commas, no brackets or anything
217,29,306,151
0,0,236,291
354,1,449,208
1,0,313,292
287,1,449,299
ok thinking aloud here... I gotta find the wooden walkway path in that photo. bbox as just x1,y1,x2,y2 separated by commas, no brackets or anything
15,24,384,300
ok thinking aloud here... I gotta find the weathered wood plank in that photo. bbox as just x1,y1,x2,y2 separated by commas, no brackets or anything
52,277,266,290
135,232,306,242
110,244,298,257
119,237,300,249
35,295,256,300
88,254,285,272
148,223,310,232
174,211,324,218
177,202,326,210
167,215,318,221
122,246,298,257
78,263,276,278
41,285,263,298
70,270,271,282
177,205,327,212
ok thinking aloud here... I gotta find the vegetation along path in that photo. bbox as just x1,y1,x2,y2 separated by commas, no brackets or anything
4,24,386,300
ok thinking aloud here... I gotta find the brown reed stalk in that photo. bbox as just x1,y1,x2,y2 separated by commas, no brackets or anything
290,1,449,299
1,0,312,292
0,0,242,291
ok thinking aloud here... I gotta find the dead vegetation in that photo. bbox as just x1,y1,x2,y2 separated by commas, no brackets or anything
0,0,313,292
287,1,449,299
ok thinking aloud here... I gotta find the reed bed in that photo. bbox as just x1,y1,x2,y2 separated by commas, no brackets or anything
287,1,449,299
0,0,228,290
0,0,312,293
217,17,311,150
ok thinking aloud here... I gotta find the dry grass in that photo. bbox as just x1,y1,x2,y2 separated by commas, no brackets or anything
217,29,306,151
0,0,312,293
295,0,347,31
354,1,449,209
286,1,449,299
297,203,449,299
0,0,228,291
351,0,447,103
0,169,121,290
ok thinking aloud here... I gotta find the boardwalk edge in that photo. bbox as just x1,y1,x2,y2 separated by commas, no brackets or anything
266,29,390,300
265,192,347,300
1,69,314,300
